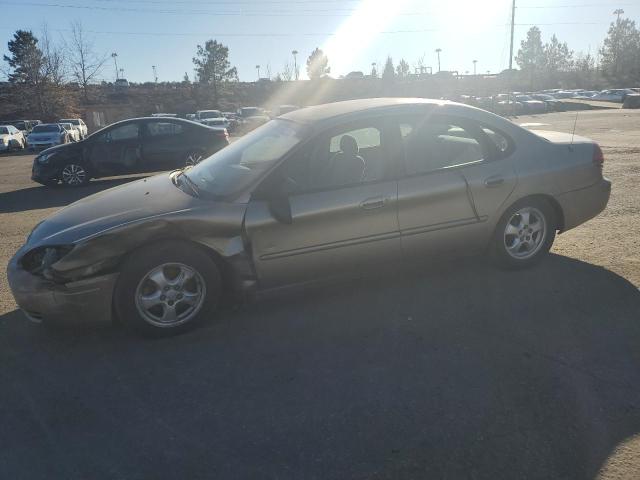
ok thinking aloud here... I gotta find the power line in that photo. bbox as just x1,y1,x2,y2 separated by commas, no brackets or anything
11,1,636,17
0,21,612,39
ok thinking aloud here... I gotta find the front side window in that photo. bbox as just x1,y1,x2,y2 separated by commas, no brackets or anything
282,121,387,193
98,123,139,142
186,119,304,197
401,116,485,175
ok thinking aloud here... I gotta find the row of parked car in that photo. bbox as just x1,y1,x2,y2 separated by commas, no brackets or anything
0,118,89,152
455,87,640,116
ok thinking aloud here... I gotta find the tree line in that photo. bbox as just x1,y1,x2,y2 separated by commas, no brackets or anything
515,14,640,89
3,13,640,119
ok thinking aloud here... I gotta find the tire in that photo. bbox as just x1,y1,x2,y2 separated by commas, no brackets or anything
491,198,556,269
59,163,90,187
114,241,222,337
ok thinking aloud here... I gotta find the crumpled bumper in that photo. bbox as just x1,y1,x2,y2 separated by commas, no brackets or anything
7,251,118,325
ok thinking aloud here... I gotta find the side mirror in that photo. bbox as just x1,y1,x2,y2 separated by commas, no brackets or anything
268,194,292,224
255,175,293,224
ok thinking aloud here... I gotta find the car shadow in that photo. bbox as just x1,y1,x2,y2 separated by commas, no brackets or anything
0,254,639,479
0,176,148,214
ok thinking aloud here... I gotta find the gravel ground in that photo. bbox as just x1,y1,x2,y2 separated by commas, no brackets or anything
0,110,639,480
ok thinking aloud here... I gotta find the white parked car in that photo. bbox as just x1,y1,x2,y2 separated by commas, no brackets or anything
58,118,88,138
59,123,81,142
0,124,26,151
27,123,69,150
195,110,222,122
591,89,635,102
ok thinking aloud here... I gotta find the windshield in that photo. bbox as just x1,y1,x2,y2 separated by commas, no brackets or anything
240,107,261,117
516,95,533,101
199,111,221,119
32,125,60,133
60,119,80,125
186,119,304,197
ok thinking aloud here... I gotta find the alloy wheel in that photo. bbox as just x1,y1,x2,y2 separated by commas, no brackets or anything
135,263,206,327
61,164,87,186
503,206,547,260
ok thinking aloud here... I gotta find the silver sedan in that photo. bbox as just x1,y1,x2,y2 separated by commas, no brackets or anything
8,98,611,336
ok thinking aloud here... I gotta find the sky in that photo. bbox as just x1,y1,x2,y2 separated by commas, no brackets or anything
1,0,639,83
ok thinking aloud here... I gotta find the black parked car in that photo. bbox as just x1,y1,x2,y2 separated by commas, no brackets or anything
31,117,229,187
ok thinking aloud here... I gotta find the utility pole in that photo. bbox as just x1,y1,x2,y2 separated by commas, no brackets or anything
292,50,299,80
435,48,442,72
152,65,158,83
119,68,125,79
614,8,624,21
509,0,516,70
473,59,477,75
111,52,119,80
256,64,261,80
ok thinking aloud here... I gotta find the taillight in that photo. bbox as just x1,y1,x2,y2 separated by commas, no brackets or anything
593,143,604,168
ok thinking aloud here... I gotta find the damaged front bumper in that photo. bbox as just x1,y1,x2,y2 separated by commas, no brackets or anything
7,251,118,325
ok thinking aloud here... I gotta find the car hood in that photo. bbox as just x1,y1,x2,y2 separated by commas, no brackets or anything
27,173,209,246
36,141,82,156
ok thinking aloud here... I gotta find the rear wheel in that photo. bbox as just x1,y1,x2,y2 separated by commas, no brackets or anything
114,241,222,337
60,163,90,187
492,199,556,269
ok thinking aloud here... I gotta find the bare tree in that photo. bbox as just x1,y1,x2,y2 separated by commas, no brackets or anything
282,61,293,81
67,21,107,100
40,24,67,86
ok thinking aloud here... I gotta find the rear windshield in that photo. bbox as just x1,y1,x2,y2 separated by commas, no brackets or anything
32,125,60,133
0,127,8,134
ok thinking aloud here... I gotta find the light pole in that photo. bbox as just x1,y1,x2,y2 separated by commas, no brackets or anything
256,64,261,80
435,48,442,72
119,68,125,79
152,65,158,83
111,52,119,80
292,50,299,80
473,59,477,76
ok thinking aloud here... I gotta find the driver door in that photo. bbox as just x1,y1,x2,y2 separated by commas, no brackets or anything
244,119,401,288
87,122,142,175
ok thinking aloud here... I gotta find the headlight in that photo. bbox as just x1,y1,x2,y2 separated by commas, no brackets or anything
37,152,56,164
21,245,74,278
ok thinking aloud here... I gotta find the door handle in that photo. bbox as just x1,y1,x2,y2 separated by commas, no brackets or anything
360,196,387,210
484,176,505,188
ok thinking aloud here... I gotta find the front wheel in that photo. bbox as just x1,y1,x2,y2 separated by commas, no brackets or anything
491,199,556,269
60,163,90,187
114,241,222,337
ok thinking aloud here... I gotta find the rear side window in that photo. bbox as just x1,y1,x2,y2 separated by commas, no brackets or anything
482,127,510,154
146,122,184,137
401,117,484,175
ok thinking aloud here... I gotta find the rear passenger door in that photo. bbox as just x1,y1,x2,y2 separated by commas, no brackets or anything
395,114,516,259
141,120,189,172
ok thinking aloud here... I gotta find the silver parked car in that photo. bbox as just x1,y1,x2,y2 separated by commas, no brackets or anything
7,98,611,336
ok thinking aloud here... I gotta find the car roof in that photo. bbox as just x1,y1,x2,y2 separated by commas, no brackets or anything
280,98,450,124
